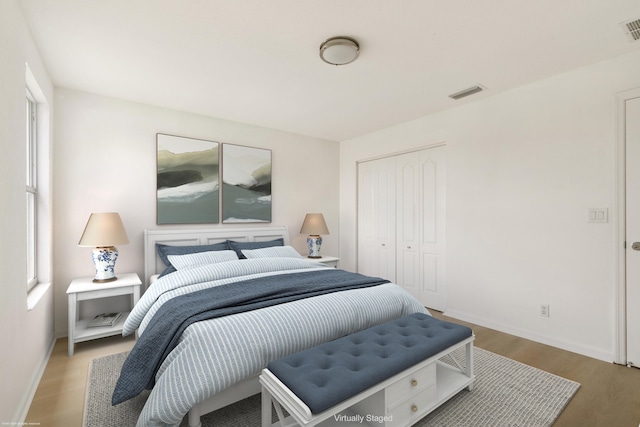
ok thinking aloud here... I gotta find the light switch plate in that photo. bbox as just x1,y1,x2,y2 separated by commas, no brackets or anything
587,208,608,223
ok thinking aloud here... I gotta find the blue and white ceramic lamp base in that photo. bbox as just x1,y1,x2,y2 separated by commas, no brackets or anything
306,235,323,258
91,246,119,282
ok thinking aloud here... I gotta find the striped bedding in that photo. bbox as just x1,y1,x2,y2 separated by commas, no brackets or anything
120,258,428,427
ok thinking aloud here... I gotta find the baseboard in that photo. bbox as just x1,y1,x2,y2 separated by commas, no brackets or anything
13,336,56,423
443,309,613,363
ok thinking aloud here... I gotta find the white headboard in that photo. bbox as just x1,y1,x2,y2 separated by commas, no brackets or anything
143,226,290,287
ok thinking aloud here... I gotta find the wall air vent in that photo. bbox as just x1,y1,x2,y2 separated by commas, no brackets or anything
621,17,640,42
448,85,485,100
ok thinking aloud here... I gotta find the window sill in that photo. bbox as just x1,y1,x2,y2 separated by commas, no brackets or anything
27,282,51,311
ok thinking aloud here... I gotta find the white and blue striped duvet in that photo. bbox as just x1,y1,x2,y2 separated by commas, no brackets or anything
124,258,428,427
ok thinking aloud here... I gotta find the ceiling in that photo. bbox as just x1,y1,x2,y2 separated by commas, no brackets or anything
19,0,640,142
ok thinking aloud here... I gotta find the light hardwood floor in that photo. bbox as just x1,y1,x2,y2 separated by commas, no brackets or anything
25,313,640,426
25,335,136,427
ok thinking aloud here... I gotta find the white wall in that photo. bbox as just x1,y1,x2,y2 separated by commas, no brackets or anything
53,89,340,336
0,0,55,423
340,50,640,362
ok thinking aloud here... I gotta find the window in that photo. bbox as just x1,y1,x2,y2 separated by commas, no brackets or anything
25,65,52,309
26,89,37,291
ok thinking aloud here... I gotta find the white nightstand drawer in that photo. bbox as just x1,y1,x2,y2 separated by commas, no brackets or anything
386,362,436,409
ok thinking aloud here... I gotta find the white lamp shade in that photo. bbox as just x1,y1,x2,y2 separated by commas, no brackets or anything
300,213,330,235
78,212,130,247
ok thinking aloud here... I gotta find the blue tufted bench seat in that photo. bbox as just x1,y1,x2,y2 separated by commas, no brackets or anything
260,313,475,427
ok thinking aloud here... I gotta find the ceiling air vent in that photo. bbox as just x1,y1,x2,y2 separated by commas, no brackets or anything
449,85,485,100
621,17,640,42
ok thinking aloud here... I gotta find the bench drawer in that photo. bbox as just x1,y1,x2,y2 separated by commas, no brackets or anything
386,362,436,409
387,385,437,427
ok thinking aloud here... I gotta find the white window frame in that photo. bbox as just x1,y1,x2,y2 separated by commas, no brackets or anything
25,65,52,310
26,89,37,291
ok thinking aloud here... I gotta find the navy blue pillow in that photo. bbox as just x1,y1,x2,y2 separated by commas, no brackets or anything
156,242,229,277
227,238,284,259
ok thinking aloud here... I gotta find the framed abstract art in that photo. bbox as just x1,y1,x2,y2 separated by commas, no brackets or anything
156,134,219,224
221,144,272,223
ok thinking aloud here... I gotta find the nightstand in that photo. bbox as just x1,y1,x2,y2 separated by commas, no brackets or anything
313,255,340,268
66,272,141,356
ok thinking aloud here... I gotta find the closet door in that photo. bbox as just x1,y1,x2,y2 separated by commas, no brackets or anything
396,152,421,296
396,147,446,310
357,157,396,282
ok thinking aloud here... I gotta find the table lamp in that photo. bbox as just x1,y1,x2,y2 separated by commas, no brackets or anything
300,213,330,258
78,212,130,282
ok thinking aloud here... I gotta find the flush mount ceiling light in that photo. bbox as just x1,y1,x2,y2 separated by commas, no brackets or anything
319,37,360,65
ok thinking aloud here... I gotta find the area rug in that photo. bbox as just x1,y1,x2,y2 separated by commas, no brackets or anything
84,347,579,426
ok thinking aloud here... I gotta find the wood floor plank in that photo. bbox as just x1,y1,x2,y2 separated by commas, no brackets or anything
26,335,135,426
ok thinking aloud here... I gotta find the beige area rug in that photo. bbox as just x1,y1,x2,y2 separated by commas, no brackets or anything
84,347,579,426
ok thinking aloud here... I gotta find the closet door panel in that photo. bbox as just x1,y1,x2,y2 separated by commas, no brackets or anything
422,159,437,243
357,165,377,277
398,248,420,299
419,148,446,310
396,154,420,292
357,157,396,282
422,253,438,292
399,161,418,241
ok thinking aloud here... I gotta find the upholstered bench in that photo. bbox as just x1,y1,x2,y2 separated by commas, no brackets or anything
259,313,474,427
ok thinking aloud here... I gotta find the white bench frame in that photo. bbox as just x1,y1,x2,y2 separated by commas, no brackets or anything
260,335,475,427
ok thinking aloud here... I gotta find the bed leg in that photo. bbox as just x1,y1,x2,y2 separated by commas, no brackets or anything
188,406,203,427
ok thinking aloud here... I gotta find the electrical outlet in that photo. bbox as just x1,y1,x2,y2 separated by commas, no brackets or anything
540,304,550,317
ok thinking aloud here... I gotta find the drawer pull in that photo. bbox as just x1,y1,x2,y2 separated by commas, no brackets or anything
411,404,418,412
411,379,418,387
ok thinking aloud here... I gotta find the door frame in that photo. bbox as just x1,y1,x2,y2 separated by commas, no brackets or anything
615,87,640,365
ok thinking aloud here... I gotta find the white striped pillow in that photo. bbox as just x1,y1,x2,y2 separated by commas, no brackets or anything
241,245,303,259
168,250,239,270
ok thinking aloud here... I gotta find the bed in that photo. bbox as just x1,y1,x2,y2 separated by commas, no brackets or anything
115,226,429,427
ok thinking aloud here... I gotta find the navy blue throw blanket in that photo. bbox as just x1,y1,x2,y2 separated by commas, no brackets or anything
112,269,389,405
